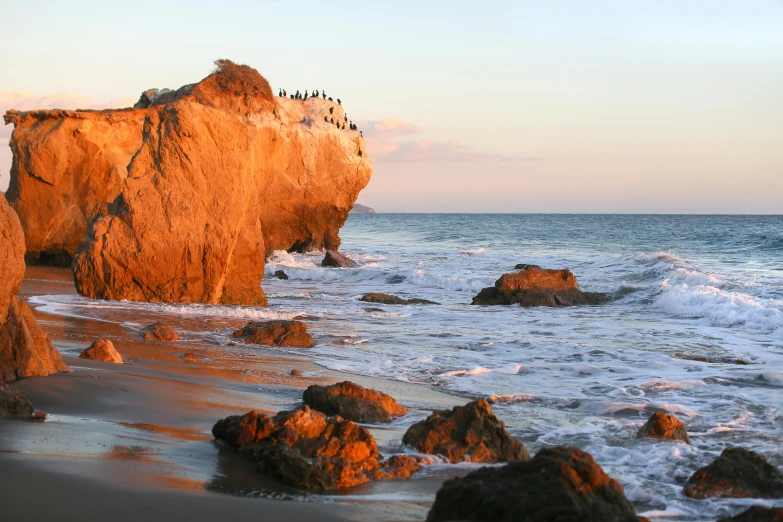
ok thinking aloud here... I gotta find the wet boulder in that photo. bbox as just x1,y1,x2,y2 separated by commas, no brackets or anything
402,399,528,463
359,293,439,305
636,412,691,444
79,338,123,364
139,322,180,341
212,405,421,491
322,250,356,268
683,447,783,499
0,381,34,418
472,266,607,307
274,270,289,280
232,320,312,348
303,381,408,423
426,446,641,522
719,506,783,521
182,352,200,363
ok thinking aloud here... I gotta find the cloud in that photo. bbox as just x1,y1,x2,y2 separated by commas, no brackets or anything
357,118,539,163
0,90,136,138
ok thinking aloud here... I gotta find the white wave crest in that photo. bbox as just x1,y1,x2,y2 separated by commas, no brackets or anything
459,248,486,255
633,251,688,264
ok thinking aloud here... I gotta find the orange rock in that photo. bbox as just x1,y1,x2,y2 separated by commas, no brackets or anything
472,266,607,307
303,381,408,423
139,323,180,341
233,320,312,348
80,338,123,364
636,412,691,444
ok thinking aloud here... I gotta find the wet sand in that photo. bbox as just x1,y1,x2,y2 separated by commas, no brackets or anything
0,266,468,521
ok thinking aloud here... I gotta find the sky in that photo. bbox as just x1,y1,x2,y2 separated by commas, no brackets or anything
1,0,781,213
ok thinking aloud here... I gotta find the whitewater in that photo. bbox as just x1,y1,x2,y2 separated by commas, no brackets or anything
30,214,783,520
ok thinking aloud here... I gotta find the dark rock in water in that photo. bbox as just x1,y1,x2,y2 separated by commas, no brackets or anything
719,506,783,521
139,322,180,341
322,250,356,268
79,338,123,364
290,369,302,377
683,447,783,499
636,412,691,444
386,274,406,284
359,293,439,305
426,446,641,522
673,352,751,365
303,381,408,423
212,405,421,490
402,399,528,463
363,307,385,313
233,320,312,348
274,270,289,280
514,263,541,270
472,266,607,307
0,381,34,418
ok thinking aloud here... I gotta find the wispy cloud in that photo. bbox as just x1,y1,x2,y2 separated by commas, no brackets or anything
357,118,539,163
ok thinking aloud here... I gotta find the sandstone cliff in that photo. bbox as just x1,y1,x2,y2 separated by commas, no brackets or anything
4,60,372,304
0,193,68,382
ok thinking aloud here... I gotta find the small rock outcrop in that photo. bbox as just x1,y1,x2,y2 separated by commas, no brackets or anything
182,352,200,363
719,506,783,522
303,381,408,423
426,446,641,522
274,270,289,280
636,412,691,444
212,406,422,491
683,447,783,499
232,320,312,348
472,266,607,307
79,338,123,364
402,399,528,463
514,263,541,270
0,381,35,418
139,323,180,341
359,293,439,305
349,203,375,214
322,250,356,268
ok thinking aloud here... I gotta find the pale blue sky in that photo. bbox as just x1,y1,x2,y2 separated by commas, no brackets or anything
1,1,782,212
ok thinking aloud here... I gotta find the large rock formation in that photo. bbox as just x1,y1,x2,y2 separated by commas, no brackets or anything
472,266,607,307
683,447,783,499
4,59,372,306
0,193,68,382
426,447,642,522
302,381,408,423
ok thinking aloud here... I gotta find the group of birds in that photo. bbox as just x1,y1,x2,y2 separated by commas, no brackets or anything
279,88,361,135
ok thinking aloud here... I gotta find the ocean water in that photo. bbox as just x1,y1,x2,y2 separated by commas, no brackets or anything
32,214,783,520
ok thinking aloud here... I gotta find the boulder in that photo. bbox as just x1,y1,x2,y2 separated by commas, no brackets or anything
683,447,783,499
212,405,421,491
290,369,302,377
635,412,691,444
79,338,123,364
0,381,34,418
182,352,200,363
426,446,641,522
322,250,356,268
0,193,68,382
232,320,312,348
139,323,180,341
5,59,371,298
472,266,607,306
274,270,289,280
719,507,783,522
402,399,528,463
359,293,439,305
303,381,408,423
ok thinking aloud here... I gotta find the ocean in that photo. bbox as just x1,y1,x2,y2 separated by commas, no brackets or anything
30,214,783,520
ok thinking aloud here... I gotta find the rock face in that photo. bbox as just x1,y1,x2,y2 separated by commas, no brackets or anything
212,406,421,490
79,338,123,364
636,412,691,444
5,59,371,301
359,293,439,305
402,399,529,463
232,320,312,348
322,250,357,268
426,447,641,522
139,323,180,341
683,448,783,499
303,381,408,423
472,266,607,306
719,507,783,522
0,381,35,417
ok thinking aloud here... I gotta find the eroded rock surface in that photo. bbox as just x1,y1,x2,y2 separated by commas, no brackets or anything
5,59,371,301
303,381,408,423
359,293,439,305
139,323,180,341
232,320,312,348
426,446,641,522
402,399,528,463
636,412,691,444
80,338,123,364
719,507,783,522
212,405,421,490
683,448,783,499
472,266,607,307
322,250,356,268
0,381,34,417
